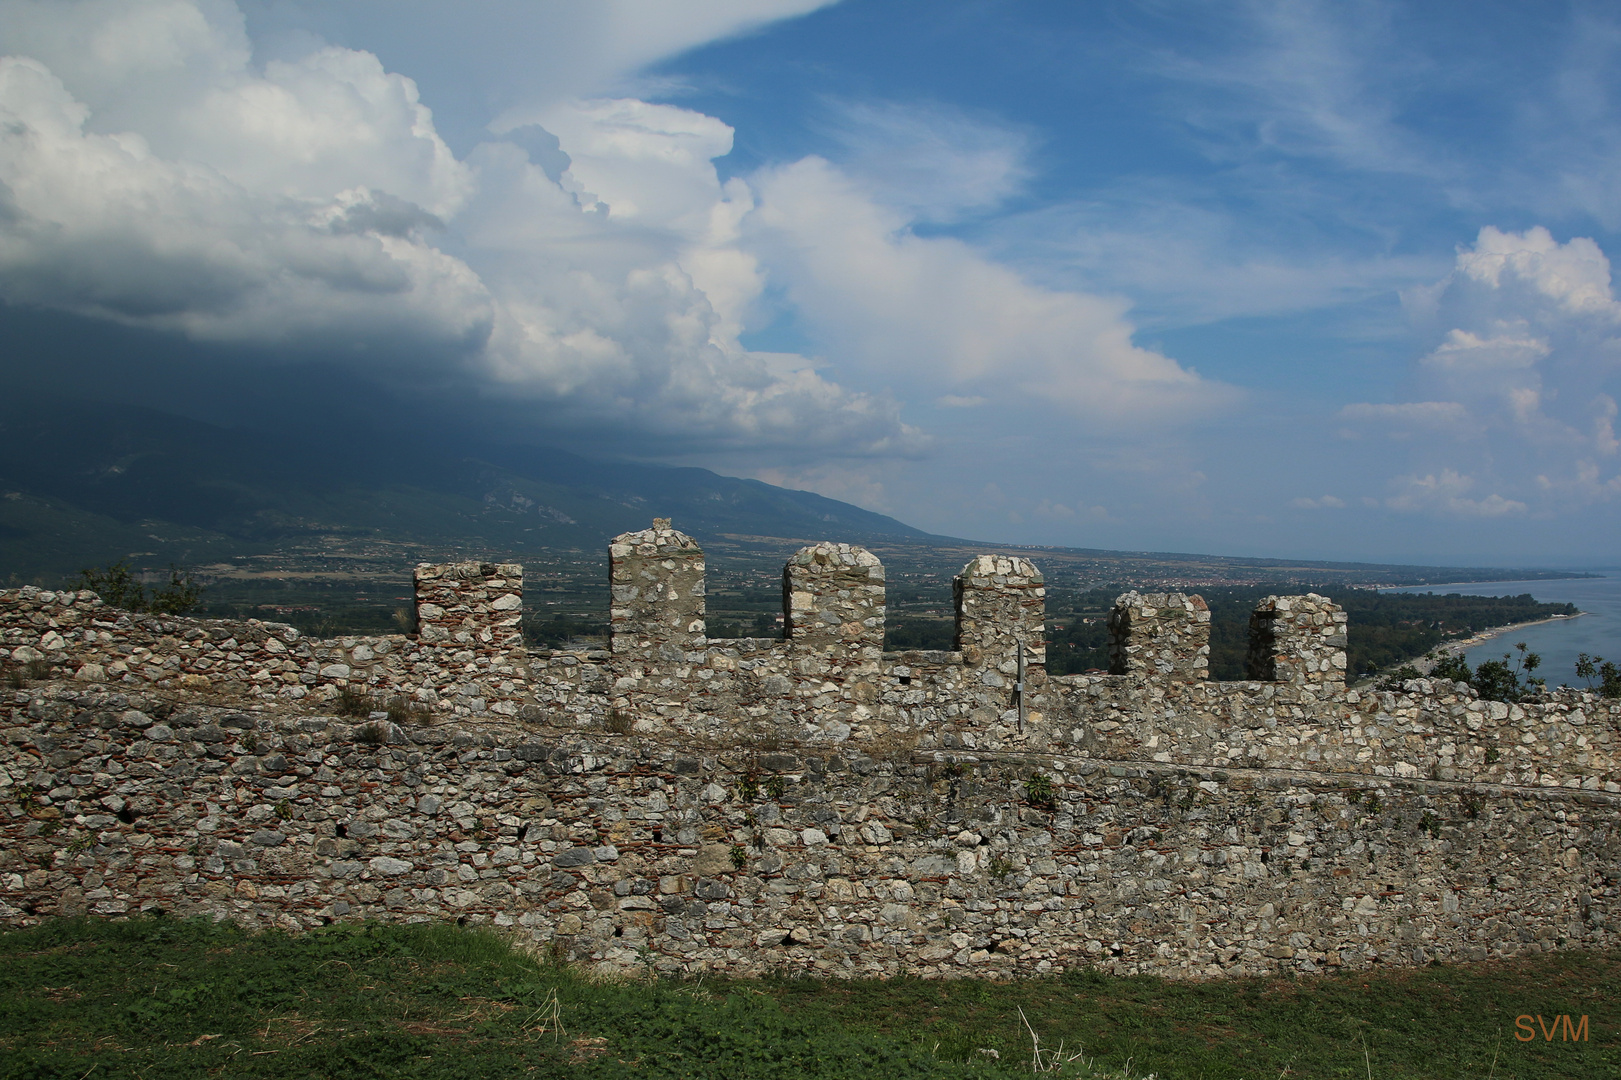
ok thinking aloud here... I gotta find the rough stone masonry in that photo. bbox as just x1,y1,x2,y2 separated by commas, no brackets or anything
1,521,1617,981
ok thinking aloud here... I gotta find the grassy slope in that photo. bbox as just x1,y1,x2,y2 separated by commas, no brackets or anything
1,919,1614,1079
745,958,1619,1078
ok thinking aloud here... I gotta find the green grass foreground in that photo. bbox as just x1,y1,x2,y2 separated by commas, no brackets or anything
0,919,1615,1079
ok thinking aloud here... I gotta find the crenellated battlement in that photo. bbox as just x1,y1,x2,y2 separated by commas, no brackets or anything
1247,592,1349,688
587,524,1334,697
3,521,1619,984
0,523,1608,775
1107,591,1210,682
783,542,885,661
954,554,1045,672
609,518,706,659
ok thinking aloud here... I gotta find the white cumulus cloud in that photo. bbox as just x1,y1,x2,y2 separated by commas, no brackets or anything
0,0,1230,472
0,0,919,456
747,156,1234,423
1384,470,1526,517
1337,227,1621,515
0,54,490,348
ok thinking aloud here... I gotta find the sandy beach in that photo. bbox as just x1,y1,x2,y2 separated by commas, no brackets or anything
1421,612,1588,668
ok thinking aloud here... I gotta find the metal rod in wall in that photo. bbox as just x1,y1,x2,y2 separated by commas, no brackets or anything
1016,636,1026,734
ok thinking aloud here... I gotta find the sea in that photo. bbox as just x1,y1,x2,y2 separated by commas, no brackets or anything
1381,571,1621,690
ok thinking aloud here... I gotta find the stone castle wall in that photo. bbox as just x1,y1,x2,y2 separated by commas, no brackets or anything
1,521,1618,981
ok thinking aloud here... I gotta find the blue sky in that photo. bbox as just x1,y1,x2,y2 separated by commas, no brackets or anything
3,1,1620,565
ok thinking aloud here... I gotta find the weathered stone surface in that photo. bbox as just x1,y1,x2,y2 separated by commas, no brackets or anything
784,542,884,660
1108,592,1209,682
554,847,596,868
954,555,1045,671
414,561,523,653
2,524,1618,983
1248,593,1348,689
609,519,705,659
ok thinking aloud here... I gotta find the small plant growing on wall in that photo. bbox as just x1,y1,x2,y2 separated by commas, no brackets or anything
735,774,760,802
729,844,748,871
1023,771,1057,810
386,696,431,725
334,685,374,718
764,775,788,799
80,561,146,611
148,566,204,615
392,606,418,636
1483,747,1501,764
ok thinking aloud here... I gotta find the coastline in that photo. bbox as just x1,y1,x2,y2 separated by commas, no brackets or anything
1425,612,1588,667
1381,576,1602,590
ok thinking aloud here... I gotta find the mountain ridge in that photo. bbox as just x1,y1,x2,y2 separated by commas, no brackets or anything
0,403,1585,591
0,404,930,581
